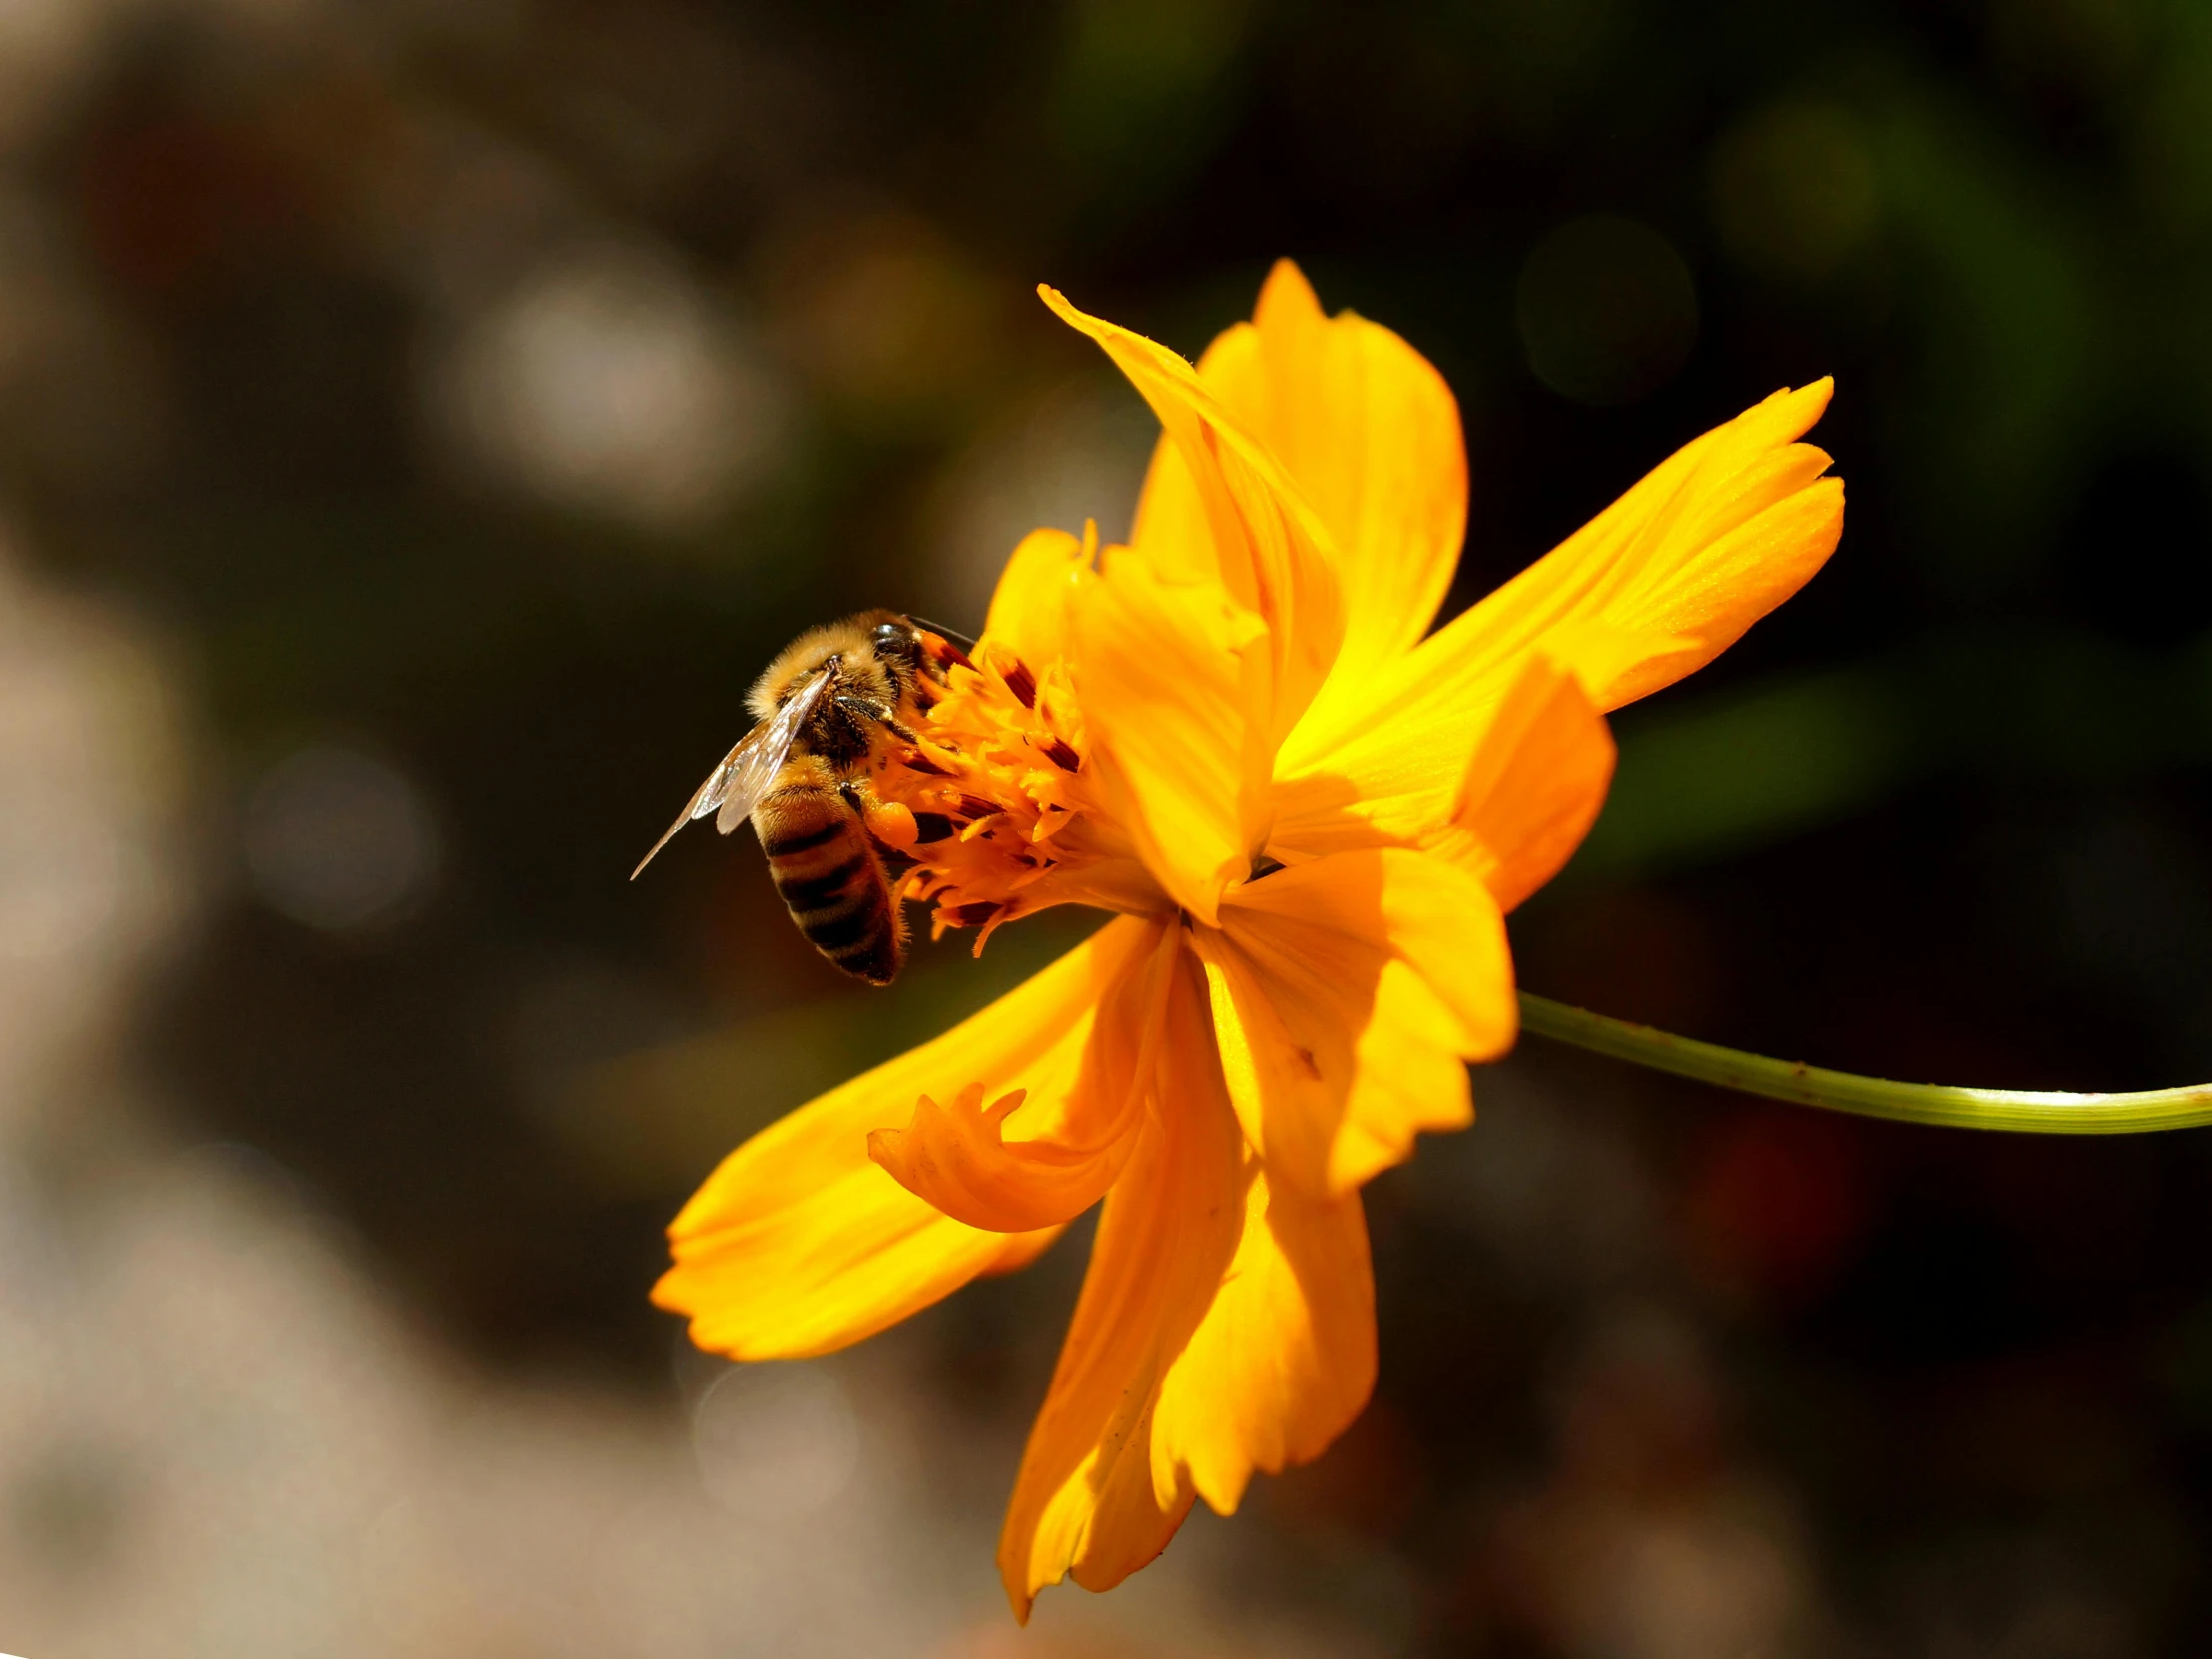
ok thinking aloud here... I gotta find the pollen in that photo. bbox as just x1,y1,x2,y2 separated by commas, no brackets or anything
874,641,1134,947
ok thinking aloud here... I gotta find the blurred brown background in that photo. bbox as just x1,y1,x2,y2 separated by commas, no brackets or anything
2,0,2211,1653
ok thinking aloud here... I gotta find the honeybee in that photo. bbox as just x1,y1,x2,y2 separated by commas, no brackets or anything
633,610,973,984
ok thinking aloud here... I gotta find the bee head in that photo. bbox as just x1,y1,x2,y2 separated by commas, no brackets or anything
870,618,920,668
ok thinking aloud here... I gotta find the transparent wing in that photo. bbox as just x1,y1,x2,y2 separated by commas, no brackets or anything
630,669,831,879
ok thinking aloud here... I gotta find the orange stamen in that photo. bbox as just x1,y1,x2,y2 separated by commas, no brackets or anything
873,640,1141,949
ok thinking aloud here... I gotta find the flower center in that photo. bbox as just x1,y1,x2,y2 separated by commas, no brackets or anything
872,640,1156,947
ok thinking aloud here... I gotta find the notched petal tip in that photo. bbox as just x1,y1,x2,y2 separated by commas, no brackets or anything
1783,375,1835,430
1282,369,1846,808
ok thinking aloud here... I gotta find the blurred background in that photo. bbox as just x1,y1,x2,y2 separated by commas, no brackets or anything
1,0,2210,1653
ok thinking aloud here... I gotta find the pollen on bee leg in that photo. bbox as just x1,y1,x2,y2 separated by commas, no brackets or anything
865,798,918,850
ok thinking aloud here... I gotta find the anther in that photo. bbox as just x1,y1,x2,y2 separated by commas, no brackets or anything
1042,737,1081,772
1001,661,1038,709
925,633,976,673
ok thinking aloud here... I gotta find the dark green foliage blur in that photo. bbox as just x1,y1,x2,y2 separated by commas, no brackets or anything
19,0,2212,1648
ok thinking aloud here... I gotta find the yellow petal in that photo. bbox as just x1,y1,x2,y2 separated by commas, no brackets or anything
1437,649,1618,912
1191,261,1467,743
1274,650,1619,913
654,918,1152,1360
1429,379,1842,712
982,526,1093,670
1040,284,1343,750
1277,381,1842,828
998,952,1377,1615
1125,412,1208,595
1148,1163,1374,1518
1198,848,1517,1196
867,923,1178,1233
997,954,1242,1617
1075,551,1272,925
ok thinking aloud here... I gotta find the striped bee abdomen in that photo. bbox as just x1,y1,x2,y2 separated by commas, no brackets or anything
755,787,904,984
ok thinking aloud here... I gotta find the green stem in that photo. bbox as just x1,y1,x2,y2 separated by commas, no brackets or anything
1516,992,2212,1134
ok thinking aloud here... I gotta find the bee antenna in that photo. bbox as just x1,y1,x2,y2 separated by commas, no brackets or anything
903,615,977,653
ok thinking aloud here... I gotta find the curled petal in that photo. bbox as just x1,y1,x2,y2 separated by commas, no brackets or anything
867,923,1179,1232
654,917,1153,1360
872,1088,1075,1234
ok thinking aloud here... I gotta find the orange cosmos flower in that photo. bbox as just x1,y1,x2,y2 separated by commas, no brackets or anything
654,261,1843,1617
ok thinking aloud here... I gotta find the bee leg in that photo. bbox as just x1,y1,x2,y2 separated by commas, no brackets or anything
835,695,918,744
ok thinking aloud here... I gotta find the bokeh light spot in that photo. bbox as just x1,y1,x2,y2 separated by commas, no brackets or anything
929,380,1156,629
1711,100,1880,282
0,786,123,961
690,1363,859,1521
757,208,999,429
1516,214,1698,406
242,747,439,933
433,243,787,534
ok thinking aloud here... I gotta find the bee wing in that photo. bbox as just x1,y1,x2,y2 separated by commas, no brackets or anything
630,668,831,880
